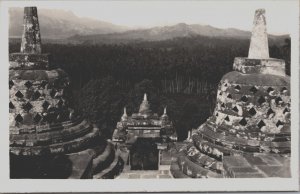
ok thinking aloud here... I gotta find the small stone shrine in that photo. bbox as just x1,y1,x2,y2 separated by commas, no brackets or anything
170,9,291,178
112,94,177,171
9,7,124,179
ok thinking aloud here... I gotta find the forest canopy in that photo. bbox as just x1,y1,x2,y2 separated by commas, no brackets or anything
9,35,291,140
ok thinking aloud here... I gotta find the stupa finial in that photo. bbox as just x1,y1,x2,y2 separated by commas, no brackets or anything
163,107,167,115
123,107,127,116
143,93,147,101
121,107,128,121
248,8,269,59
21,7,42,54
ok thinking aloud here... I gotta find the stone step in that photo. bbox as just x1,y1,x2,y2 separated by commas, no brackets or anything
92,141,115,174
192,133,242,159
10,119,93,147
198,123,290,154
183,146,224,173
67,149,95,179
10,127,100,156
93,150,124,179
177,154,223,178
170,161,191,178
116,170,173,179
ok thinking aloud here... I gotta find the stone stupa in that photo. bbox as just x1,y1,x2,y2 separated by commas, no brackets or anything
171,9,291,178
9,7,124,179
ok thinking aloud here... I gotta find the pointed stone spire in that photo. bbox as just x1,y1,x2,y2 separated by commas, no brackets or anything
121,107,128,121
248,9,269,59
161,106,168,119
143,93,147,101
21,7,42,54
9,7,51,70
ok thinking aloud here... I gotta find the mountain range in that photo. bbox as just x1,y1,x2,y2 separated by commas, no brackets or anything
9,8,129,39
9,8,289,44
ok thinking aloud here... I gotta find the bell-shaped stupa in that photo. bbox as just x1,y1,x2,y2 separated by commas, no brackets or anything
9,7,124,179
138,93,152,117
171,9,291,178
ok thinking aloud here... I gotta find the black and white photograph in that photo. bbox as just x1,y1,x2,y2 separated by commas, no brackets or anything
0,0,299,192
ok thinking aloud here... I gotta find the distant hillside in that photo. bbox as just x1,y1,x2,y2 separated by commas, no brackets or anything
68,23,289,45
9,8,129,39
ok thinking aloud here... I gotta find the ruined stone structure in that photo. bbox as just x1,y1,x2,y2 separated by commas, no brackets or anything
171,9,291,178
9,7,124,179
112,94,176,172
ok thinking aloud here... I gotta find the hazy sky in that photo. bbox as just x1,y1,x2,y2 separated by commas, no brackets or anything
8,0,299,34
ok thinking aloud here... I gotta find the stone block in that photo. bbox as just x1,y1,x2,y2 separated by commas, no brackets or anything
256,165,290,178
223,155,251,170
257,155,282,166
141,174,157,179
158,174,172,178
243,155,267,166
9,53,52,70
67,149,95,179
128,173,141,179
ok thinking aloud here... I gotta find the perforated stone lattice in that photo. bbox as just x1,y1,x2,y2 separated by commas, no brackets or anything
213,80,290,138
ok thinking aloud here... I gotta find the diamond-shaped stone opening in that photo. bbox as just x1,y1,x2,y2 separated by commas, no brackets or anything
224,83,228,87
42,101,50,109
257,120,266,129
224,115,230,122
275,97,283,105
15,114,23,122
215,112,219,117
227,94,232,99
9,80,14,89
15,91,24,98
241,96,248,102
221,103,225,108
33,114,42,123
267,108,275,116
281,87,288,93
239,118,247,126
257,96,266,105
276,120,284,128
235,85,241,91
232,106,238,112
24,81,33,89
32,91,41,100
283,108,289,114
40,81,48,88
9,102,15,109
248,107,257,116
219,92,222,96
249,86,258,94
23,102,33,111
267,87,274,93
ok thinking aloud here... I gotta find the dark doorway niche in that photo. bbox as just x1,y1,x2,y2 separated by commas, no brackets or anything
130,138,159,170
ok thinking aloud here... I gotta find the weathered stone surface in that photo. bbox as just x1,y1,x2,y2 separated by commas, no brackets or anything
67,149,95,179
173,8,291,179
21,7,42,54
9,53,52,70
9,7,122,179
233,57,285,76
248,9,269,59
